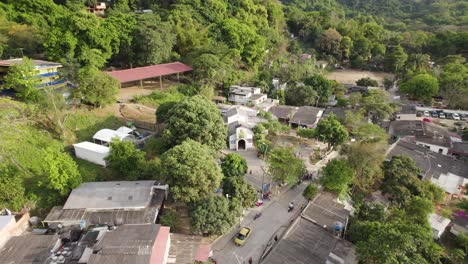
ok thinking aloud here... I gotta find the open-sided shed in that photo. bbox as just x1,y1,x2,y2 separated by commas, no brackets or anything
107,62,192,89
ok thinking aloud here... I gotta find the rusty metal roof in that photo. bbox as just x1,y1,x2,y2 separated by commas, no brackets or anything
107,62,192,84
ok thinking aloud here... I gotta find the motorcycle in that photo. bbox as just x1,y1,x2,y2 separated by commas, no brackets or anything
254,212,262,220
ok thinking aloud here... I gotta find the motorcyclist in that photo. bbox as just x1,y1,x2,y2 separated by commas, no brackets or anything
288,202,294,211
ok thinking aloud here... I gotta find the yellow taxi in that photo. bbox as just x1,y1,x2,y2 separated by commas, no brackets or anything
234,227,252,246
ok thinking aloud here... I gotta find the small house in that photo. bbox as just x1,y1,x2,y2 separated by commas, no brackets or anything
428,213,450,239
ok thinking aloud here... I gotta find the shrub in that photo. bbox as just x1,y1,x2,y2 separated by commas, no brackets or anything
160,210,178,232
303,183,319,200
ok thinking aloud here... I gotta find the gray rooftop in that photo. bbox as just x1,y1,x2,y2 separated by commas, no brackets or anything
88,224,160,264
0,234,58,264
388,140,468,179
268,105,298,120
302,192,350,232
44,189,165,226
249,93,266,100
452,142,468,155
262,218,356,264
415,136,452,148
289,106,323,126
388,120,458,140
63,181,157,210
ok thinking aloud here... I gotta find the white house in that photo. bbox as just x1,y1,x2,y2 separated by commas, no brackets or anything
428,213,450,239
228,124,254,151
228,86,267,106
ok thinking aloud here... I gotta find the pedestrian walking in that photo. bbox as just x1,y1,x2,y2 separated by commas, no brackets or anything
248,257,253,264
274,235,278,241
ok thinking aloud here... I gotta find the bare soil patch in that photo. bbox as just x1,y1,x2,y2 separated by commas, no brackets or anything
327,69,395,85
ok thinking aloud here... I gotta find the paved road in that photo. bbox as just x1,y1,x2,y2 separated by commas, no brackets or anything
211,183,307,264
212,150,338,264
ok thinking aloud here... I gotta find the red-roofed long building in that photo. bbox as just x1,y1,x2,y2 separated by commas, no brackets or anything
107,62,192,88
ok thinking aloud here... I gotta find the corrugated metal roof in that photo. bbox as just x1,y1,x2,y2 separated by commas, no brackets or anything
63,181,156,210
107,62,192,84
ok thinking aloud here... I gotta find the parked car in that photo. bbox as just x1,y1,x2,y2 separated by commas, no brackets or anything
234,227,252,246
424,111,430,117
416,111,422,117
423,118,432,123
431,111,439,118
453,113,461,120
439,112,446,119
446,113,453,119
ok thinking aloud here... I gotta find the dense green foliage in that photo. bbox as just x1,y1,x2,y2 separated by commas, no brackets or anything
382,156,445,204
221,153,248,178
161,140,223,203
162,95,227,151
222,176,257,208
190,195,241,235
315,114,349,148
303,183,319,200
320,159,355,196
0,165,26,211
356,77,378,87
106,139,147,180
400,74,439,103
267,146,305,186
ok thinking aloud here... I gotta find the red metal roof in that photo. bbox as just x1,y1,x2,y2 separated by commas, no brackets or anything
107,62,192,84
150,226,170,264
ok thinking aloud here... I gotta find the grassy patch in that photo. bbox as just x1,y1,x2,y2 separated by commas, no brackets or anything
74,158,116,182
133,86,185,108
65,112,123,143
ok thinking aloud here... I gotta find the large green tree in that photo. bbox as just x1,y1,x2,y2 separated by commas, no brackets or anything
221,153,248,178
75,66,119,108
384,45,408,73
267,146,305,186
438,61,468,109
320,159,355,196
130,14,176,66
285,83,317,106
382,156,444,204
222,177,257,208
315,114,349,149
342,142,385,194
400,74,439,103
161,140,223,203
190,195,240,235
304,74,332,106
163,95,227,151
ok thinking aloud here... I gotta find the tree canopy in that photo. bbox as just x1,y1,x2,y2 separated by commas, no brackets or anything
400,73,439,103
267,146,305,186
320,159,355,196
190,195,241,236
315,114,349,148
221,153,248,178
161,140,223,203
162,95,227,151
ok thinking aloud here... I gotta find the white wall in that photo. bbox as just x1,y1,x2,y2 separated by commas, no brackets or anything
415,141,449,155
74,145,110,166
